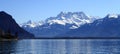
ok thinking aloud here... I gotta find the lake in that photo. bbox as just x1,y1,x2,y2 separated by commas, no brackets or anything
0,39,120,54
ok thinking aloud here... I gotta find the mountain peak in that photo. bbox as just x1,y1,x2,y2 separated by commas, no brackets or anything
57,11,85,17
57,11,67,17
56,11,89,20
0,11,11,18
27,20,33,24
0,11,7,14
106,14,119,18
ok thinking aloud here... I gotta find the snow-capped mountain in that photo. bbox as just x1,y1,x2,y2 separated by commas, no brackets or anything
20,20,44,28
107,14,119,18
21,12,97,37
61,14,120,37
46,12,94,29
22,12,96,29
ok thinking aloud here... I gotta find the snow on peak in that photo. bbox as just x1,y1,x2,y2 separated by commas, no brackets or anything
29,23,36,27
56,12,88,19
108,14,119,18
47,19,66,25
46,11,94,26
21,20,44,28
21,11,97,29
70,25,79,29
25,20,37,27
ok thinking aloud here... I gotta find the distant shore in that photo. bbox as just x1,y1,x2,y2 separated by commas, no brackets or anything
34,37,120,39
1,37,120,41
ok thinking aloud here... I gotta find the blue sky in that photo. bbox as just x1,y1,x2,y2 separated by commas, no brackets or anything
0,0,120,23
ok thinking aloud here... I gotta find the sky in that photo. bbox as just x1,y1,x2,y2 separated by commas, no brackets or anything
0,0,120,23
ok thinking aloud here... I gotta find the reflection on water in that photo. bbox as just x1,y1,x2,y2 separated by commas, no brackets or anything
0,39,120,54
0,41,17,54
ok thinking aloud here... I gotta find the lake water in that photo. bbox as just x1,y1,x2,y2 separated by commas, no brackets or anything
0,39,120,54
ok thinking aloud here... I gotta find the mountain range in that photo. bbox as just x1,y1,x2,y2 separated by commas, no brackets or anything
21,12,120,38
1,11,119,38
21,12,96,37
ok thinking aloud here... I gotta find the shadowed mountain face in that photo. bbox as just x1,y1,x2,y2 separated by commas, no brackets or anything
0,11,34,39
62,14,120,37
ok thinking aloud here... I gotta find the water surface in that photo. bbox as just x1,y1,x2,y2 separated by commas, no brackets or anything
0,39,120,54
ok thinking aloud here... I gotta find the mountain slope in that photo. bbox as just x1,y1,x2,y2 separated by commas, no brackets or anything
0,11,34,39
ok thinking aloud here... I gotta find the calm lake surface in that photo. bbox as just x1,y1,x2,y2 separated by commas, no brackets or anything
0,39,120,54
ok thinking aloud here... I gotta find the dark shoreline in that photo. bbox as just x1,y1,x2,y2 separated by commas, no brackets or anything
34,37,120,39
1,37,120,41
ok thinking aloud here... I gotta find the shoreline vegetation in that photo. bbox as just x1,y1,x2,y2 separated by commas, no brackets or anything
0,29,18,41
